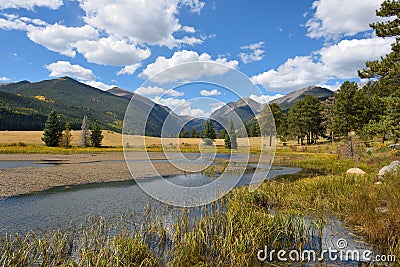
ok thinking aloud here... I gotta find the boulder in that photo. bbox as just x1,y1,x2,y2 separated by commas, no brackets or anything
346,168,366,175
389,160,400,168
378,161,400,178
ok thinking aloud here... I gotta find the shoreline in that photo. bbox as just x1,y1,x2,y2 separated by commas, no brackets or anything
0,152,186,199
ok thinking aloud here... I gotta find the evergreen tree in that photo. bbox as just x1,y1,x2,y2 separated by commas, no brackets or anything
333,81,369,137
228,119,237,149
42,110,62,147
224,133,231,149
202,119,217,139
218,129,227,139
61,121,73,148
91,121,104,147
190,129,198,138
179,129,188,138
79,116,90,147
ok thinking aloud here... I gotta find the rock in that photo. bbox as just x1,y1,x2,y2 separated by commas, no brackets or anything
375,207,389,214
346,168,366,175
374,181,383,185
378,162,399,178
388,144,400,150
389,160,400,168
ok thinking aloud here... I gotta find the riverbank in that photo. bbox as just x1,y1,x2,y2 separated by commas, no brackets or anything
0,152,187,198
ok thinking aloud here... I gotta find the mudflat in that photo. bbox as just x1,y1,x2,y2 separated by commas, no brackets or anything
0,152,187,198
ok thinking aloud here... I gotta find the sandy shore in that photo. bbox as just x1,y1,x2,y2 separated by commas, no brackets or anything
0,152,189,198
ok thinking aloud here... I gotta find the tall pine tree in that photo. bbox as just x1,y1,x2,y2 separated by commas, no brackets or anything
90,121,103,147
42,110,62,147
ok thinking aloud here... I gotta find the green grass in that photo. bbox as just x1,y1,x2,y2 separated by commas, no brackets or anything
0,143,399,265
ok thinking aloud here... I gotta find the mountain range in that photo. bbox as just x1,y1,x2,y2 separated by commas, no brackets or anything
0,77,334,135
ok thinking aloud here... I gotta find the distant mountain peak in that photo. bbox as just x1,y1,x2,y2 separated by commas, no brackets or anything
270,85,333,111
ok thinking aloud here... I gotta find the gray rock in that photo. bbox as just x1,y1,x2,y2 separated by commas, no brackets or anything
378,166,394,177
389,160,400,168
346,168,366,175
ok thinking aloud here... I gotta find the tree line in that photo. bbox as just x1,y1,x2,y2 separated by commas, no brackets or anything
42,111,103,148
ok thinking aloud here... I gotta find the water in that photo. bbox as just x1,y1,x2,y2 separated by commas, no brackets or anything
0,161,55,169
0,164,299,233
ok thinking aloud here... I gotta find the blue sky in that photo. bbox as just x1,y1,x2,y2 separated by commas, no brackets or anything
0,0,393,117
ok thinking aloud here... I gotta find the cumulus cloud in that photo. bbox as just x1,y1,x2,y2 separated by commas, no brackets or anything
75,37,151,66
0,76,10,81
200,89,221,96
45,61,96,81
305,0,385,40
251,37,393,92
153,96,207,117
135,86,166,96
248,94,284,104
117,63,142,76
79,0,204,48
82,80,115,90
0,0,63,10
238,41,265,64
182,26,196,33
135,86,184,97
139,50,238,83
27,24,98,57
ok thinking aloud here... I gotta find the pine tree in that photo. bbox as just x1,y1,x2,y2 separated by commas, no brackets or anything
190,129,198,138
179,129,188,138
90,121,103,147
228,119,237,149
61,121,73,148
202,119,216,139
224,133,231,149
218,129,227,139
201,119,216,145
79,116,90,147
42,110,62,147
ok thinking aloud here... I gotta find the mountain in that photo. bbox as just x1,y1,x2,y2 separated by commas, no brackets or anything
210,97,265,128
0,77,195,136
270,86,334,111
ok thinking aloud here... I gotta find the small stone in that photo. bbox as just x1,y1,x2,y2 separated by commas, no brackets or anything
375,207,389,214
374,181,383,185
346,168,366,175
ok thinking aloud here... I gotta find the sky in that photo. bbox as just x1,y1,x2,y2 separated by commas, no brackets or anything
0,0,393,118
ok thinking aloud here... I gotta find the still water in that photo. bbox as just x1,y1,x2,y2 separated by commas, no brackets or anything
0,161,300,233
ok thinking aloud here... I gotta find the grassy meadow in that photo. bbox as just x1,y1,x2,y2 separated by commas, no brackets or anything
0,131,399,265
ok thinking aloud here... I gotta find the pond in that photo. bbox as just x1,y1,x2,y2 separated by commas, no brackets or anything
0,164,299,233
0,160,56,169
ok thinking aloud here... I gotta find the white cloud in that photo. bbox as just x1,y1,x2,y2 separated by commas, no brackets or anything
45,61,96,81
82,80,115,90
181,0,205,14
165,88,184,97
182,26,196,33
0,0,63,10
27,24,98,57
0,76,10,81
251,37,393,92
249,94,284,104
306,0,385,40
75,37,151,66
135,86,184,97
200,89,221,96
117,63,141,76
238,41,265,64
135,86,166,96
153,96,207,117
79,0,204,48
139,50,238,83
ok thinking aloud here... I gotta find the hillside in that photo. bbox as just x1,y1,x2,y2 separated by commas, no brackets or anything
210,97,265,129
0,77,189,136
270,86,333,111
